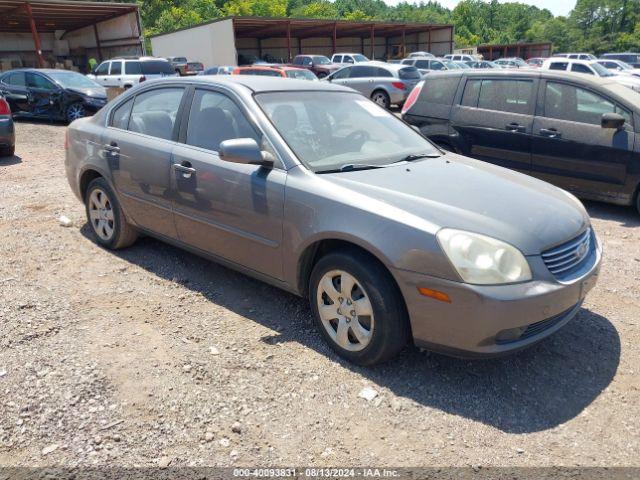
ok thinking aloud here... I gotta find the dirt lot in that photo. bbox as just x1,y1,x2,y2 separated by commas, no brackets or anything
0,120,639,469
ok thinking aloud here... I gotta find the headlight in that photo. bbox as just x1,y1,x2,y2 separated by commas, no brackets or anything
437,229,532,285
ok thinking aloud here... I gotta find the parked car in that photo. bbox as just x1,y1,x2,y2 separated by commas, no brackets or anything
0,94,15,157
453,61,472,69
65,75,601,364
331,53,369,65
233,66,317,80
407,51,434,58
596,59,640,78
526,58,545,68
325,62,421,108
291,55,341,78
0,69,106,123
401,69,640,213
601,52,640,68
444,54,477,62
465,60,500,69
494,58,528,69
166,56,204,76
88,57,177,89
402,58,459,75
554,53,597,61
199,66,235,75
542,58,640,91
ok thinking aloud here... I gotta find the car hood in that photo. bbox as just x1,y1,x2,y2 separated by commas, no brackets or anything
68,87,107,99
320,153,589,255
612,74,640,86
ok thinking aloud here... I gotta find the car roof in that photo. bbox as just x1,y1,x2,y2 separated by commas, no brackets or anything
359,61,411,71
163,75,353,93
426,68,618,86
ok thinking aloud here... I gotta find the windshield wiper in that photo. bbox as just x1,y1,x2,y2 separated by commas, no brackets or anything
400,153,442,162
316,163,389,174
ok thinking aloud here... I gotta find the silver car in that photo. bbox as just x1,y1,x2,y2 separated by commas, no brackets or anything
325,62,422,108
65,76,601,365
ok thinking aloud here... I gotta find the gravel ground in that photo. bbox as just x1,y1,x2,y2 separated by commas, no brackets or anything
0,120,639,469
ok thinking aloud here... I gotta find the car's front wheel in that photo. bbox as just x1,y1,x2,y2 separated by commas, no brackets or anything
85,177,138,249
309,249,409,365
66,102,86,123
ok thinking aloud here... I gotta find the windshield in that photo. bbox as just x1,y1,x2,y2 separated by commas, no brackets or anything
313,56,331,65
172,57,187,63
591,62,615,77
353,54,368,62
256,91,439,172
47,71,101,89
285,69,317,80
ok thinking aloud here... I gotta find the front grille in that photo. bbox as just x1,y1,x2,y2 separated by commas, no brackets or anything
542,229,592,280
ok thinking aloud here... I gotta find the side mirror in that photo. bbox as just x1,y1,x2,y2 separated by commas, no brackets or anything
219,138,274,168
601,112,625,130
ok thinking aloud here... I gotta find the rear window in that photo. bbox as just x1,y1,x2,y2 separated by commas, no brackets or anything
141,61,175,75
399,67,421,80
421,77,459,105
549,62,568,71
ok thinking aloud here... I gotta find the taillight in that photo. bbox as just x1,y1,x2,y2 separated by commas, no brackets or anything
0,98,11,115
139,75,146,83
401,80,424,115
391,81,406,90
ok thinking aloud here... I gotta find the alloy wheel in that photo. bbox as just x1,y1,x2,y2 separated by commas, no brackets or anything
371,92,389,108
67,103,86,122
88,188,115,241
316,270,374,352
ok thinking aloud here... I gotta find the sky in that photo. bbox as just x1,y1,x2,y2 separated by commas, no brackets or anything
382,0,577,17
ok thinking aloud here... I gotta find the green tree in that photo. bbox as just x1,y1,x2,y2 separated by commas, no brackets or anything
291,1,339,18
223,0,287,17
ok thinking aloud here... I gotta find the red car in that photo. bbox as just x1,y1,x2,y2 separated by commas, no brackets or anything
526,57,545,68
232,65,318,80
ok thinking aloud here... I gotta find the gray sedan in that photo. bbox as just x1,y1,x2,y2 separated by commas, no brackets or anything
65,76,601,365
325,62,422,108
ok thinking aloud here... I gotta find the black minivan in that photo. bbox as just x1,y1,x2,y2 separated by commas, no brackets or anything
402,70,640,214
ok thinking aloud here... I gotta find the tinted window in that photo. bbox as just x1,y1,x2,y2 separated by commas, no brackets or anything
293,57,303,65
350,66,377,78
549,62,568,71
401,59,413,65
110,98,133,129
415,60,429,69
302,57,312,66
332,67,351,80
333,55,342,63
125,61,142,75
129,88,184,140
430,61,445,71
460,79,481,107
4,72,26,86
95,62,109,75
110,61,122,75
477,80,533,114
186,89,260,152
376,68,393,78
141,61,174,75
422,77,459,105
571,63,593,75
344,56,355,64
399,67,420,79
544,82,632,126
27,73,56,90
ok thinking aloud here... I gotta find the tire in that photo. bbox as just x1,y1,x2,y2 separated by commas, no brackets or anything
85,177,137,250
371,90,390,109
309,249,410,366
0,145,15,157
66,102,86,123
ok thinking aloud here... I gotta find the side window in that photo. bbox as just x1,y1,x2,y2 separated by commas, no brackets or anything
293,57,302,65
415,60,429,69
344,56,355,64
110,61,122,75
549,62,568,71
376,68,393,77
544,82,632,126
110,98,134,129
350,66,376,78
430,61,444,70
125,61,142,75
4,72,26,86
478,80,533,114
460,79,481,107
128,88,184,140
95,62,109,75
571,63,593,75
332,67,351,80
186,89,261,153
401,59,413,65
421,77,459,106
302,57,312,66
333,55,342,63
27,73,56,90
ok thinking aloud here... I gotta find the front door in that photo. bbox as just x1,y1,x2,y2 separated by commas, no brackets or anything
171,88,286,280
450,77,537,173
93,62,111,86
531,80,634,200
25,72,60,119
105,86,186,239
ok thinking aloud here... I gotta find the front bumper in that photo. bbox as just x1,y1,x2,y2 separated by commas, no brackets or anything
393,241,601,357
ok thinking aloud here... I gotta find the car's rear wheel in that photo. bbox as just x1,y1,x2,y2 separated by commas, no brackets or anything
85,177,137,249
371,90,390,109
309,249,409,365
636,187,640,215
66,103,86,123
0,146,15,157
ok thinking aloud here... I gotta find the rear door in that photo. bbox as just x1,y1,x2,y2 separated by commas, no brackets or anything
104,86,187,239
531,80,634,200
107,60,123,87
0,72,30,113
171,87,286,279
342,65,378,96
449,76,537,173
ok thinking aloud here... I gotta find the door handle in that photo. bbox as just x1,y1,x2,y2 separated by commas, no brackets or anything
540,128,561,138
506,123,525,133
103,143,120,153
173,163,196,176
